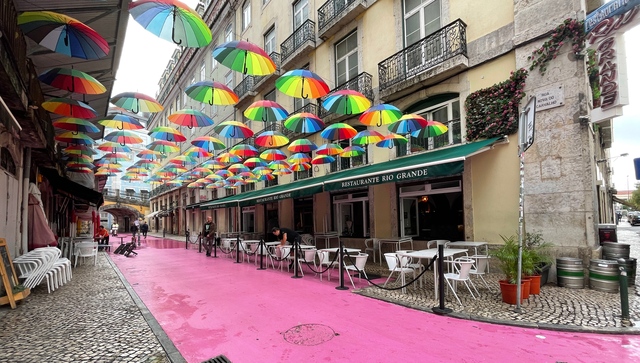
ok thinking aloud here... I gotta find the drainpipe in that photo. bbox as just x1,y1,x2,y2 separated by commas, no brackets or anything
20,147,31,254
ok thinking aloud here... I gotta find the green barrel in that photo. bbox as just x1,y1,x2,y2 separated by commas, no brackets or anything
556,257,584,289
621,258,637,286
601,242,630,260
589,259,619,293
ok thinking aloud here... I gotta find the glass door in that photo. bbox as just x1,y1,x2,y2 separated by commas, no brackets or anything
404,0,441,76
401,198,418,237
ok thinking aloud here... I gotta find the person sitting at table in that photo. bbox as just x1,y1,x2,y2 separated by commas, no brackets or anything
94,225,110,250
272,227,301,270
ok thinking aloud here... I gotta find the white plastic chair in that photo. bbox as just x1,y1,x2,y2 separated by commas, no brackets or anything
444,257,478,306
383,253,416,294
74,242,98,267
469,255,492,291
279,246,294,271
427,240,450,248
397,250,424,287
317,250,336,281
343,253,370,288
300,234,314,246
364,238,381,263
296,248,317,276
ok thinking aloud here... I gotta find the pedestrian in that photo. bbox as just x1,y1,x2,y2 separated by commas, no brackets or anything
202,216,216,256
94,225,110,250
272,227,301,269
141,220,149,238
111,222,119,236
130,223,139,239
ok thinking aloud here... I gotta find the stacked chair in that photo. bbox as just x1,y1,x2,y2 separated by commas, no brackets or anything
13,247,72,293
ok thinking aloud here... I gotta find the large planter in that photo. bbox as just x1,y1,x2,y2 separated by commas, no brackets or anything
527,275,541,295
536,262,551,286
499,280,525,305
522,278,531,299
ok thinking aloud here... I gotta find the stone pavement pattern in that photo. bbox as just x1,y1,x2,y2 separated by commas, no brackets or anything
0,253,170,363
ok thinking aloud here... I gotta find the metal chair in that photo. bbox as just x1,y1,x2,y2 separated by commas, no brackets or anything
444,257,478,306
343,253,370,288
383,253,416,294
364,238,381,263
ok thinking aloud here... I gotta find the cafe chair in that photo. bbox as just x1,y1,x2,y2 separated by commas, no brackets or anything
383,253,416,294
469,255,492,291
397,250,425,287
74,242,98,267
444,257,478,306
296,248,317,276
300,234,314,246
427,240,450,249
343,253,370,288
364,238,381,263
317,250,336,281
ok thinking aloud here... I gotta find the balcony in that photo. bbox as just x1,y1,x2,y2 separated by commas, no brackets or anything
253,52,282,93
318,72,373,123
318,0,367,40
280,20,316,69
102,189,150,207
233,76,257,105
378,19,468,101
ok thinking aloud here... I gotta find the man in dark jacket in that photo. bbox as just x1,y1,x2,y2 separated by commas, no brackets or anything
203,216,216,256
141,221,149,238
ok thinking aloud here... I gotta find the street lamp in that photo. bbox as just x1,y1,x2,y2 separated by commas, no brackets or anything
596,153,629,163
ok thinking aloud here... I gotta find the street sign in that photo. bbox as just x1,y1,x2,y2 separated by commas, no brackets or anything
518,96,536,153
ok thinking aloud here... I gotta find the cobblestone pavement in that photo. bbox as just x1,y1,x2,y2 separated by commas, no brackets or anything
0,252,173,363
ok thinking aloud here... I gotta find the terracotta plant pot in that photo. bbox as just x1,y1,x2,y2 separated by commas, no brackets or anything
499,280,524,305
521,278,531,299
527,274,541,295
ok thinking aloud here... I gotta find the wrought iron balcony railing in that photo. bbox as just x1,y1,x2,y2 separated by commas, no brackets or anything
318,72,373,118
103,189,150,206
280,20,316,63
282,103,319,141
378,19,467,90
318,0,360,31
234,76,256,100
253,52,281,85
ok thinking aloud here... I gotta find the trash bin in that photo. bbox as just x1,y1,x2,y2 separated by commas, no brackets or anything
598,224,617,245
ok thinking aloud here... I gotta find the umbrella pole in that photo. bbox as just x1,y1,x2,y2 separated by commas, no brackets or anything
171,9,182,45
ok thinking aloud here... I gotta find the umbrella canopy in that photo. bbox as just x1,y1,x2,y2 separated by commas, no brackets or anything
66,166,94,174
17,11,109,59
256,173,276,181
320,123,357,140
202,160,226,170
42,98,97,118
243,157,267,168
316,143,343,156
311,155,336,165
268,160,291,171
255,131,289,148
110,92,164,113
409,120,449,138
351,130,385,145
260,149,287,161
64,155,93,163
55,131,94,145
169,155,197,165
39,68,106,94
104,130,144,145
98,141,132,153
129,0,212,47
322,90,371,115
137,149,164,160
388,114,429,134
191,136,226,152
136,159,161,169
183,146,212,158
185,80,238,105
230,144,259,158
252,166,273,175
187,181,205,189
359,104,402,127
276,69,330,99
102,152,131,161
228,163,250,174
98,114,145,130
215,152,242,164
340,146,366,158
52,117,100,134
213,40,276,76
168,109,214,128
205,173,223,181
290,163,311,172
288,153,311,164
272,169,292,176
146,140,180,154
63,145,98,156
215,169,234,178
244,100,289,122
149,126,187,142
283,112,325,133
375,133,408,149
214,120,254,138
287,138,317,153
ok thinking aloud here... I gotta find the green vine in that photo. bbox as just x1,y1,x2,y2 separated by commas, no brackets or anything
528,18,586,75
586,48,601,106
465,68,528,141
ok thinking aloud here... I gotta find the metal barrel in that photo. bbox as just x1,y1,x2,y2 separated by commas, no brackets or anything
589,259,620,293
601,242,630,260
620,258,637,286
556,257,584,289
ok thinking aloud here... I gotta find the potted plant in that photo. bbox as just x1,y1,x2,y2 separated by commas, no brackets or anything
524,232,554,294
492,235,535,304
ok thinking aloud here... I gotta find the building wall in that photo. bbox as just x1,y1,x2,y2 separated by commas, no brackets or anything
0,128,23,256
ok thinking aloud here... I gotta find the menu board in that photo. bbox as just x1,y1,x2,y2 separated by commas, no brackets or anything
0,238,19,308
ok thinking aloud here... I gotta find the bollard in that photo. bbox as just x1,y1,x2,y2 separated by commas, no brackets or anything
432,244,452,315
163,229,166,238
213,237,219,258
292,237,302,279
235,235,241,263
257,239,266,270
336,239,348,290
185,230,189,250
617,258,632,327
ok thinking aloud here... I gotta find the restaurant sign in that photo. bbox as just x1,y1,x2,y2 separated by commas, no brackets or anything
585,0,640,33
254,192,293,204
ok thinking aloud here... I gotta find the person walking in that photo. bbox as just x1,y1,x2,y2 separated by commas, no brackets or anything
141,220,149,238
202,216,216,257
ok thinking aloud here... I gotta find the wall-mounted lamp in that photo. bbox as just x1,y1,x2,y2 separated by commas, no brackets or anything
596,153,629,163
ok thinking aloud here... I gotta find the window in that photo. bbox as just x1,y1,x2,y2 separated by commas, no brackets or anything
242,1,251,31
211,46,218,69
265,175,278,187
404,0,442,72
264,89,276,102
200,61,206,81
225,23,234,42
335,32,358,86
398,181,463,239
242,206,255,232
330,125,368,172
294,167,312,181
398,97,461,156
293,0,309,29
333,192,369,238
241,182,255,193
1,147,16,175
264,27,276,55
225,71,234,88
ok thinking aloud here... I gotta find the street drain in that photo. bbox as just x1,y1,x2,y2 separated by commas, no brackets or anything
201,355,231,363
283,324,337,346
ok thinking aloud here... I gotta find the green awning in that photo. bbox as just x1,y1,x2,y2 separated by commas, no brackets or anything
323,137,502,191
200,194,243,210
238,177,325,207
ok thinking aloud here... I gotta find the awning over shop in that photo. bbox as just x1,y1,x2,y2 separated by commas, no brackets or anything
145,210,161,219
613,196,634,209
200,195,243,210
185,201,207,210
39,168,104,207
237,176,325,207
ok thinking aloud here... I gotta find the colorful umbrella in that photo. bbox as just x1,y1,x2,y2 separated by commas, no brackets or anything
185,80,238,105
63,145,98,156
340,146,366,158
137,160,161,169
272,169,292,176
244,100,289,122
55,131,94,145
110,92,163,113
102,152,131,161
243,157,267,168
388,114,429,134
18,11,109,59
183,146,212,158
230,144,259,158
104,130,143,145
98,142,132,153
252,166,272,175
215,169,234,178
42,98,97,118
202,160,226,170
137,149,163,159
98,114,145,130
187,181,205,189
257,173,276,181
168,109,214,129
129,0,212,47
214,120,254,138
290,163,311,172
147,140,180,154
149,126,187,142
311,155,336,165
287,139,317,153
169,155,196,165
52,117,100,134
409,120,449,138
320,123,357,140
255,131,289,148
228,163,250,174
316,143,343,156
95,169,117,176
205,173,223,181
351,130,385,145
276,69,330,99
359,104,402,127
268,160,291,171
66,167,94,174
260,149,287,161
213,40,276,76
322,90,371,115
64,155,93,164
215,152,242,164
288,153,311,164
39,68,106,94
375,133,408,149
190,167,213,176
191,136,226,152
283,113,325,133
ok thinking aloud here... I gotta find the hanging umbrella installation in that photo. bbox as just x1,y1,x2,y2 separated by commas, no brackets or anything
39,68,106,94
42,98,97,119
214,120,254,138
215,152,242,164
169,109,215,129
183,146,213,158
63,144,98,156
55,131,95,145
110,92,164,113
320,123,357,141
129,0,212,48
146,140,180,155
243,157,267,168
409,120,449,139
388,114,429,134
340,146,366,158
290,163,311,172
259,149,287,162
149,126,187,142
311,155,336,165
213,40,276,76
316,143,343,156
244,100,289,122
185,80,239,105
288,153,311,164
98,114,145,130
375,133,408,149
322,90,371,116
255,131,289,148
359,104,402,127
276,69,330,99
17,11,109,59
137,149,164,160
351,130,385,146
230,144,259,158
287,138,317,153
191,136,226,152
98,141,132,154
104,130,144,146
283,113,325,134
53,117,100,134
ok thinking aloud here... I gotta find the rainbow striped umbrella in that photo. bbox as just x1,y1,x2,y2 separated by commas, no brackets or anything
183,146,212,158
104,130,143,145
213,40,276,76
169,155,196,165
288,153,311,164
276,69,330,99
63,145,98,156
162,165,187,174
230,144,259,158
321,123,357,140
194,178,211,185
205,183,218,189
255,131,289,148
136,160,161,169
340,146,366,158
169,109,214,129
121,174,143,181
110,92,163,113
283,112,325,133
129,0,212,48
149,126,187,142
268,160,290,171
95,162,123,169
215,169,234,178
214,120,254,138
205,174,223,181
257,173,276,181
287,139,317,153
244,100,289,122
67,166,94,174
272,169,292,176
146,140,179,154
290,163,311,172
409,120,449,138
238,171,256,178
190,167,212,176
359,104,402,127
39,68,106,95
260,149,287,161
388,114,429,134
98,114,144,130
202,160,226,170
42,98,97,118
352,130,385,145
102,152,130,161
191,136,226,152
185,80,238,105
65,161,94,169
375,133,408,149
311,155,336,165
95,169,117,176
55,131,94,145
243,157,267,168
216,152,242,164
187,181,205,189
18,11,109,60
252,167,272,176
316,143,343,156
322,90,371,115
137,149,163,159
165,179,184,186
228,163,250,174
98,141,132,153
53,117,100,134
64,153,93,162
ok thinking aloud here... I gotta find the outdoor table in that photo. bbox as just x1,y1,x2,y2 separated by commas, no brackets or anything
448,241,489,272
376,237,414,264
319,248,362,281
314,232,340,249
397,248,468,298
